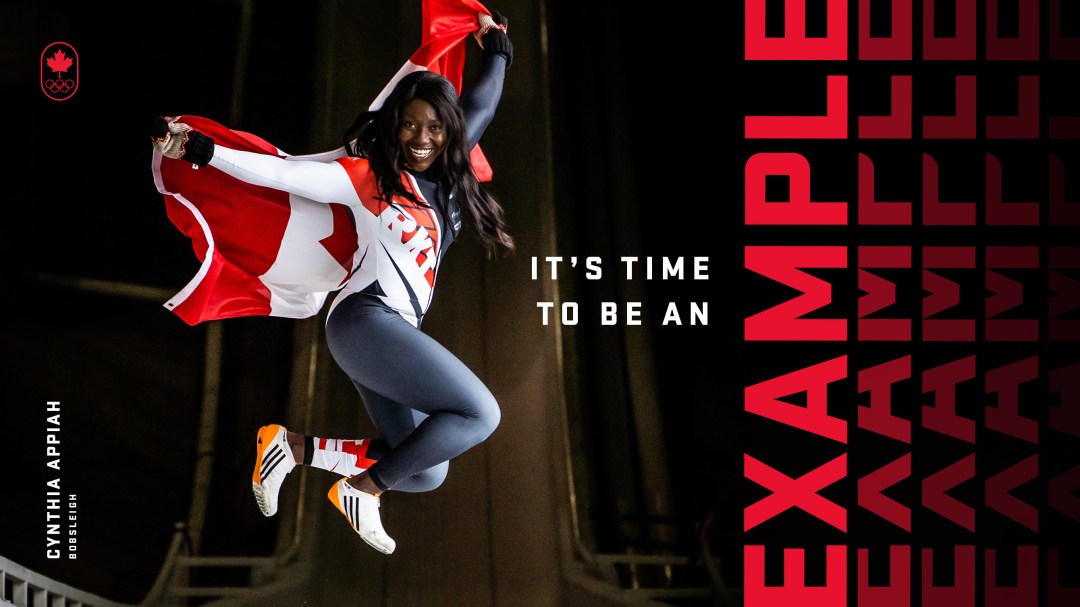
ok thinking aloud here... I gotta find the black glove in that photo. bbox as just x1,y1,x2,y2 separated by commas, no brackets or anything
151,115,215,167
182,131,215,167
481,10,512,68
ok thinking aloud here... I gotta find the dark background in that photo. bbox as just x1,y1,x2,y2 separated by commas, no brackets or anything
2,0,728,603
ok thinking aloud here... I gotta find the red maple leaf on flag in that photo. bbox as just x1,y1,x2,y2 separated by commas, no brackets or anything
46,49,73,75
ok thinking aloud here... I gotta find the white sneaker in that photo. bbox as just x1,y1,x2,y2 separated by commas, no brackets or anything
251,424,296,517
327,478,396,554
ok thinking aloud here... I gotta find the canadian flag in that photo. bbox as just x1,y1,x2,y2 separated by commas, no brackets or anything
153,0,493,325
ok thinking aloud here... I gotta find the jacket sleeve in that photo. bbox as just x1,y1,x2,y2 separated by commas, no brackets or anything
208,146,359,204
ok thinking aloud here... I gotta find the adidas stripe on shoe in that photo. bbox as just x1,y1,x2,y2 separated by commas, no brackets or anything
252,424,297,517
327,478,396,554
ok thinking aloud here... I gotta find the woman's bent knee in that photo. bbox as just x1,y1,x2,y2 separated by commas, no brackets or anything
476,393,501,440
412,461,449,491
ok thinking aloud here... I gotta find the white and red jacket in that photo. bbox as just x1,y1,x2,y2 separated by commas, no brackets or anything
207,148,451,327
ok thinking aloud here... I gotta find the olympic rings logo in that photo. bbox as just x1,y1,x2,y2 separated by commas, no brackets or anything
41,42,79,101
44,79,75,94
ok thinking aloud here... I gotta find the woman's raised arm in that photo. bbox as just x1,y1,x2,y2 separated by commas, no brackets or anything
460,12,512,148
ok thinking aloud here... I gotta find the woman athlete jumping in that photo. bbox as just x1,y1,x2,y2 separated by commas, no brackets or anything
152,11,512,554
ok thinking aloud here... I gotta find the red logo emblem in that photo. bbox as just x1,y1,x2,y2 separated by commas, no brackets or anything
41,42,78,101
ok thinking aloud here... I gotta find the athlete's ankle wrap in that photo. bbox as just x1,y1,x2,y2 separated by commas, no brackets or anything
368,469,390,493
303,436,314,466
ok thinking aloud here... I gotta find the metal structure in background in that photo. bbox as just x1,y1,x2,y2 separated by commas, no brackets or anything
138,314,322,606
1,555,130,607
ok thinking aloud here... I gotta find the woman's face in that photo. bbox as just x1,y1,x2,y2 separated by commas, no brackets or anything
398,98,447,172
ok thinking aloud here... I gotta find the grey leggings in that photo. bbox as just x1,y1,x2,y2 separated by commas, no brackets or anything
325,293,501,493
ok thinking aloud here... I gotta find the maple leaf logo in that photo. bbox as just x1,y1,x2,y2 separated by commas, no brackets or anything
46,49,73,75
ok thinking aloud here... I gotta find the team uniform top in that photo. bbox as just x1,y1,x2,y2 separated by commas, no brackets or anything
207,54,505,327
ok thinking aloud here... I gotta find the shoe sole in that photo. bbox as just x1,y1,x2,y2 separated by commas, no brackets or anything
252,482,272,517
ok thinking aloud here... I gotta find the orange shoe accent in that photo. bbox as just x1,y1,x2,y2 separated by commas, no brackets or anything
251,424,295,517
327,480,346,516
252,424,286,484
